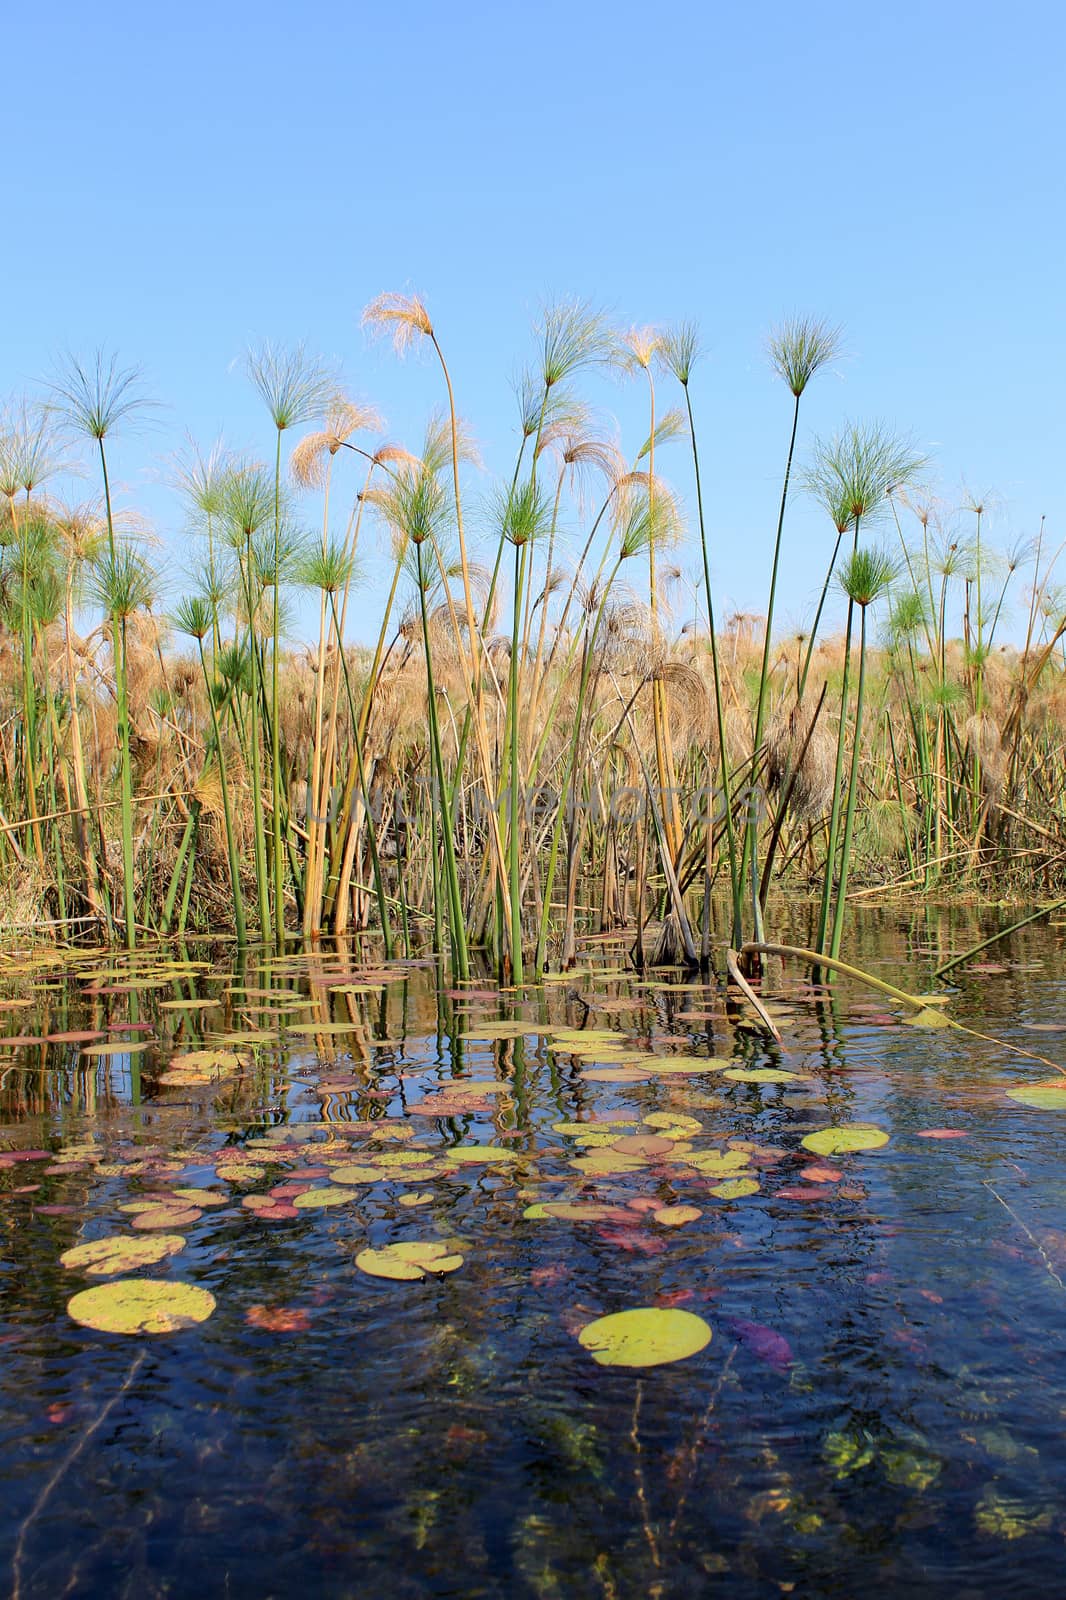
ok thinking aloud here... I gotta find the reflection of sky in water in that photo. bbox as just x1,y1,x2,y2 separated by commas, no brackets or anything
0,906,1064,1598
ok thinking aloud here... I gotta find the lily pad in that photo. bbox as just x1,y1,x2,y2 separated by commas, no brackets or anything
722,1068,804,1084
61,1234,186,1276
653,1205,702,1227
461,1021,534,1040
644,1112,702,1134
443,1145,520,1164
801,1125,890,1156
370,1151,435,1169
292,1185,356,1209
355,1241,464,1280
686,1150,752,1176
131,1206,202,1230
577,1307,712,1367
709,1177,760,1198
610,1134,675,1158
1004,1084,1066,1110
67,1278,216,1334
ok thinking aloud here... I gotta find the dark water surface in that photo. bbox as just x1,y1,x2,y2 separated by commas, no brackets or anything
2,906,1065,1598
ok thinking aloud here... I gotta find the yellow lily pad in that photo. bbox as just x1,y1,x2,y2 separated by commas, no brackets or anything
331,1164,390,1185
578,1307,712,1367
60,1234,186,1276
443,1145,520,1164
722,1068,805,1083
653,1205,702,1227
355,1241,464,1280
67,1278,216,1334
644,1112,702,1133
686,1150,752,1176
370,1151,435,1169
292,1186,356,1209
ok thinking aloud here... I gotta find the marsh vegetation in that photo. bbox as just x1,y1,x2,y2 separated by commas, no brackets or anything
1,302,1062,976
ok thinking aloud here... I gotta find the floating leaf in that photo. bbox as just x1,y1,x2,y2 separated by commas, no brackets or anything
331,1164,390,1185
370,1151,435,1169
570,1152,648,1176
355,1241,463,1280
1004,1084,1066,1110
67,1278,215,1334
801,1125,890,1156
709,1177,760,1199
461,1021,534,1040
653,1205,702,1227
722,1068,804,1084
610,1134,675,1158
170,1187,228,1206
159,1048,247,1085
61,1234,186,1276
131,1206,202,1231
443,1145,520,1164
902,1008,951,1029
686,1150,752,1176
641,1055,725,1075
292,1185,356,1209
397,1192,434,1208
644,1112,702,1134
540,1202,629,1222
437,1079,512,1096
287,1021,361,1036
552,1120,638,1137
577,1307,711,1368
80,1041,152,1057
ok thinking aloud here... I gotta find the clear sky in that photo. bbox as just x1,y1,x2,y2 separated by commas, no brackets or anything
5,0,1064,644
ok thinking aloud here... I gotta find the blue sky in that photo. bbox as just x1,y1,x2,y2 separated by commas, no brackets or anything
6,0,1064,643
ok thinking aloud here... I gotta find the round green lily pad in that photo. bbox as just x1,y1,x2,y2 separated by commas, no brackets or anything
709,1177,760,1198
1005,1084,1066,1110
801,1125,890,1156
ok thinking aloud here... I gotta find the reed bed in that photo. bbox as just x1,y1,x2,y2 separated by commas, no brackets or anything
1,304,1063,973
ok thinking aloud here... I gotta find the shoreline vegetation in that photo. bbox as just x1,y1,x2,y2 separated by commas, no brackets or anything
1,299,1062,975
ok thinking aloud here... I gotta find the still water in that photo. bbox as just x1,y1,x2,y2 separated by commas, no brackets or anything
1,905,1065,1598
